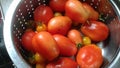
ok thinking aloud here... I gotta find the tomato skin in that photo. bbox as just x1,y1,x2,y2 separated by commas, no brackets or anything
36,23,47,32
76,44,103,68
49,0,68,12
21,30,36,52
34,5,54,25
82,3,99,21
53,34,77,56
34,53,45,64
54,12,62,17
36,63,45,68
81,21,109,42
65,0,89,24
32,31,60,61
48,16,72,35
83,36,91,45
67,29,82,45
46,57,78,68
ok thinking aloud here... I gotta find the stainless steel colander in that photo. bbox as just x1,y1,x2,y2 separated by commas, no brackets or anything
3,0,120,68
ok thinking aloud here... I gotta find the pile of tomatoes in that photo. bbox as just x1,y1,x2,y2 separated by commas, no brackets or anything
21,0,109,68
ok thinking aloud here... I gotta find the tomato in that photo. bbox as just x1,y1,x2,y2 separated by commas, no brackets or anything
46,57,78,68
36,63,45,68
32,31,60,61
49,0,68,12
65,0,89,24
36,22,47,32
34,5,54,25
83,36,91,45
29,53,45,64
48,16,72,35
81,21,109,42
67,29,82,45
76,44,103,68
53,34,77,56
21,29,36,52
54,12,62,17
82,3,99,21
34,53,45,64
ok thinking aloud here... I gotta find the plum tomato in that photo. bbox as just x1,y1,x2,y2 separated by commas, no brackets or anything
49,0,68,12
76,44,103,68
53,34,77,56
81,21,109,42
82,3,99,21
48,16,72,35
32,31,60,61
46,57,78,68
34,5,54,25
67,29,82,45
65,0,89,24
21,29,36,52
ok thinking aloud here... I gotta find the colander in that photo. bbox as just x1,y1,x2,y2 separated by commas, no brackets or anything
3,0,120,68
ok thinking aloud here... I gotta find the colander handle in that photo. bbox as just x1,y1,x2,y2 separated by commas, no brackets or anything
110,0,120,18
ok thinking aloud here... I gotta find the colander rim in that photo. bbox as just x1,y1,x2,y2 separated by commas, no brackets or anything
3,0,31,68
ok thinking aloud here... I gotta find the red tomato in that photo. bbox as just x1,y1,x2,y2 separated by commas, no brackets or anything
48,16,72,35
81,21,109,42
53,34,77,56
67,29,82,45
76,44,103,68
32,31,60,61
21,29,35,52
65,0,89,24
49,0,68,12
46,57,78,68
34,5,54,25
82,3,99,21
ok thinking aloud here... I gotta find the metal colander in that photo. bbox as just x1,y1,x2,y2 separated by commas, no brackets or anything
3,0,120,68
